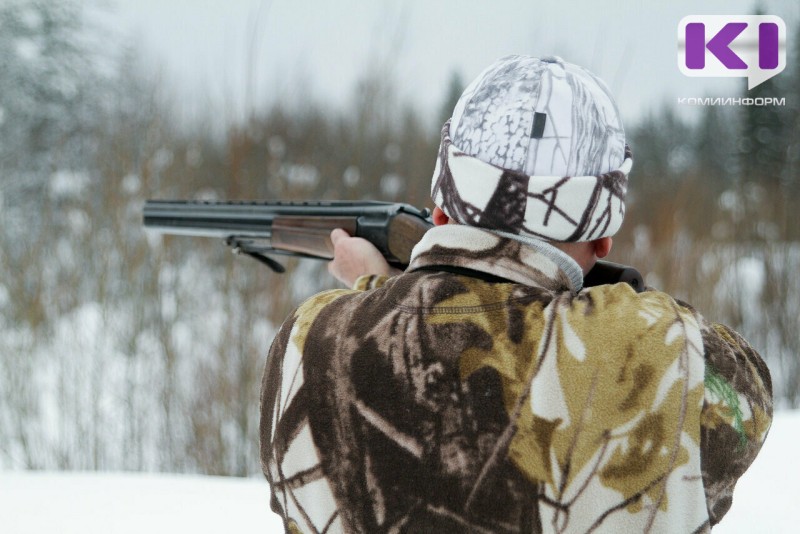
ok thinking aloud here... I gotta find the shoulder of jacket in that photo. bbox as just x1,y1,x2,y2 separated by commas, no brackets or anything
294,288,358,320
578,283,687,312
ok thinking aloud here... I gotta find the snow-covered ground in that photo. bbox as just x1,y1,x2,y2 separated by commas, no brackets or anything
1,471,283,533
3,410,797,533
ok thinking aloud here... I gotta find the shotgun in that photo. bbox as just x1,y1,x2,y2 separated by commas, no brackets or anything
143,199,644,291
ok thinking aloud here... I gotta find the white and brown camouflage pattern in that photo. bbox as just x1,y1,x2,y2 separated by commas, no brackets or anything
431,122,631,243
432,55,632,243
260,225,772,534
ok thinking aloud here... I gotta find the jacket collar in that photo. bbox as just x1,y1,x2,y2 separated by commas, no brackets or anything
406,225,581,293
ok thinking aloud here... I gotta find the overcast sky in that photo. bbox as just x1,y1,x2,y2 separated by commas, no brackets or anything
103,0,797,129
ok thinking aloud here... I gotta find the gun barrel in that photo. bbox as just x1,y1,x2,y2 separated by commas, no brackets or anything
143,200,274,238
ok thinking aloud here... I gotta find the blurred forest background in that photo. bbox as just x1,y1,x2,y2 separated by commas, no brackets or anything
1,0,798,476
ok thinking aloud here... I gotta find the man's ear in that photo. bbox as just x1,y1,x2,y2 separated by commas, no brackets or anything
592,237,613,259
432,206,450,226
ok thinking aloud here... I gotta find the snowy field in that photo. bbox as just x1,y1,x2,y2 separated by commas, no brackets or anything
3,410,797,533
2,472,284,533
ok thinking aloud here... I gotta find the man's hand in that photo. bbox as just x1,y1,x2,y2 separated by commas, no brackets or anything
327,228,402,287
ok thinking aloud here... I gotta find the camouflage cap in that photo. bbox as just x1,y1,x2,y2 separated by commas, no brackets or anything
431,55,632,242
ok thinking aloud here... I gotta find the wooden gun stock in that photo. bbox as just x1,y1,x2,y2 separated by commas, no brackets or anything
386,213,433,265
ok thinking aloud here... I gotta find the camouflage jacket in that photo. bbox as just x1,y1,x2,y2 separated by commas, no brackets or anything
260,225,772,534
